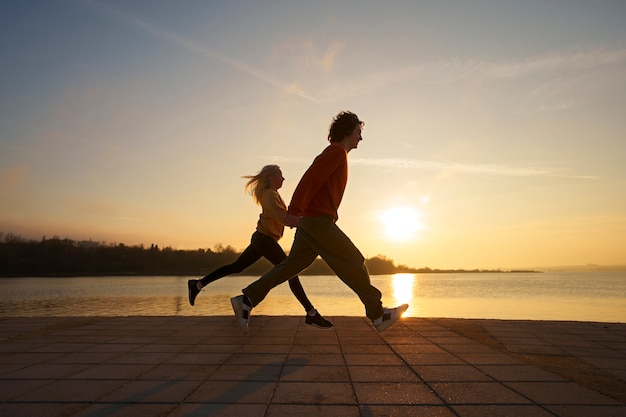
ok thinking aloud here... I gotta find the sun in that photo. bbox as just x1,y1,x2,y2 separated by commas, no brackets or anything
380,206,422,241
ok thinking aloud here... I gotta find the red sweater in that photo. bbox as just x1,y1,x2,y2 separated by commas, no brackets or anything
287,143,348,221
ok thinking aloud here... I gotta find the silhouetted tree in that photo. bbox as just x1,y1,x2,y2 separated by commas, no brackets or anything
1,232,532,277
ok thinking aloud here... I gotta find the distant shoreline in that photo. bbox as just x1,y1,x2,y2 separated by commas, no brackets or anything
3,233,624,276
0,269,544,278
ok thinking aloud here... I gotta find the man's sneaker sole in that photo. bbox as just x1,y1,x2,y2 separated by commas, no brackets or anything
374,304,409,333
230,296,250,335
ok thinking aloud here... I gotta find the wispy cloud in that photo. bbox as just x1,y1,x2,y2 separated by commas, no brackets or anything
479,48,626,79
269,155,597,179
517,98,586,115
351,158,553,177
319,47,626,104
355,158,598,179
87,0,318,102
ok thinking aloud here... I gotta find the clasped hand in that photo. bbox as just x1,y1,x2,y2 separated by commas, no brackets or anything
283,213,300,228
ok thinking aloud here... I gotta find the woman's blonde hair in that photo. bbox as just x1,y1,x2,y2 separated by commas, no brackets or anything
243,165,280,205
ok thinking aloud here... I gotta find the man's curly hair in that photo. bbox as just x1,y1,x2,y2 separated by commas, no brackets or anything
328,111,364,143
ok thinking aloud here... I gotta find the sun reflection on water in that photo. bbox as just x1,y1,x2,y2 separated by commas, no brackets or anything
391,273,415,309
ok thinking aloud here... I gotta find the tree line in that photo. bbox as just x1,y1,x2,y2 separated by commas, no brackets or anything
0,233,419,277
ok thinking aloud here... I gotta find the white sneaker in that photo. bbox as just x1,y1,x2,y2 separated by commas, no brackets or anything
230,295,252,335
373,304,408,332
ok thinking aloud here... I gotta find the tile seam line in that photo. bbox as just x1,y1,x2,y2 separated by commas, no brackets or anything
174,316,251,410
375,318,462,416
428,319,562,416
259,315,300,415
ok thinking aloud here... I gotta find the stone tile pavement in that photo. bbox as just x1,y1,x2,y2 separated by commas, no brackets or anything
0,316,624,417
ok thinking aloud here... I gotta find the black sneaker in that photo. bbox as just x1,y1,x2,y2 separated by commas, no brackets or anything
373,304,409,332
305,310,333,329
188,279,200,306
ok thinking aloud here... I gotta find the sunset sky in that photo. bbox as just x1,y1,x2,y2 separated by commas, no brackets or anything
1,1,625,270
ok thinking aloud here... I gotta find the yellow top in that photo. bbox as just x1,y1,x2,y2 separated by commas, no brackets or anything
256,189,287,241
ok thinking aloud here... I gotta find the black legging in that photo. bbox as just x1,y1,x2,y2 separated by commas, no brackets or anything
199,231,314,312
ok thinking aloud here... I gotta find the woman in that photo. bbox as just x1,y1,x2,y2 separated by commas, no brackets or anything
188,165,332,329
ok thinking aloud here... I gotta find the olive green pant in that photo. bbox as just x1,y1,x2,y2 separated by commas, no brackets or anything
243,216,384,320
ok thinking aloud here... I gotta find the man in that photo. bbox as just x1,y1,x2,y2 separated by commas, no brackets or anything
231,111,408,334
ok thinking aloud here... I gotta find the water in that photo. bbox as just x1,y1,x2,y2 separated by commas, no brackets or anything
1,272,625,323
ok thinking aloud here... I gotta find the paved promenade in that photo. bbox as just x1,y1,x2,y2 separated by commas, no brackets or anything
0,316,624,417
